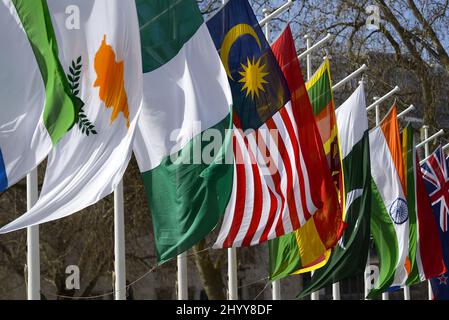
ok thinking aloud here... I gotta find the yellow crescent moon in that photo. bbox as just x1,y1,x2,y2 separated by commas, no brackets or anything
220,24,262,81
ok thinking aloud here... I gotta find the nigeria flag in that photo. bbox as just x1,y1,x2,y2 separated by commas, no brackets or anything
298,83,371,298
0,0,79,191
133,0,233,264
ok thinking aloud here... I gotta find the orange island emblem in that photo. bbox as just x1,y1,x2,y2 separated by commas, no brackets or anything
94,35,130,128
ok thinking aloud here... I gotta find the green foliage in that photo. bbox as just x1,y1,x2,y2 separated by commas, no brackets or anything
67,56,97,136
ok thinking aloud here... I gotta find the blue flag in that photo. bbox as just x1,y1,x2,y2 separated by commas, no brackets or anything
206,0,290,130
421,146,449,300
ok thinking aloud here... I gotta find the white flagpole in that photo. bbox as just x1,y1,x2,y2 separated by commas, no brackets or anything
443,143,449,152
332,283,341,300
352,78,369,301
404,286,411,300
261,6,281,301
329,58,342,301
221,0,238,301
298,34,333,60
373,96,390,301
416,129,444,149
422,125,435,301
332,64,367,92
177,252,188,300
397,105,415,119
272,279,281,300
366,86,400,112
305,34,312,81
114,180,126,300
399,104,414,301
26,169,40,300
259,0,293,27
227,248,238,300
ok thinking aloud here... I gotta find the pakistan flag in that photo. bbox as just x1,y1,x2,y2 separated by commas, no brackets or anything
298,83,371,298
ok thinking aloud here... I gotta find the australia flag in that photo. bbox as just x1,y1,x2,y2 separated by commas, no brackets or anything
421,146,449,300
206,0,290,130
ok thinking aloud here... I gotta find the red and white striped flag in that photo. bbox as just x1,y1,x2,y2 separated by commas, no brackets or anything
214,25,341,249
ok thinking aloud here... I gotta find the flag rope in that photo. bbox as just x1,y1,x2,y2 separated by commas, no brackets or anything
38,244,271,300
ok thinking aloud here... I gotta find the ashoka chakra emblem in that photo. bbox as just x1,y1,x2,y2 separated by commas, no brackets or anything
389,198,408,225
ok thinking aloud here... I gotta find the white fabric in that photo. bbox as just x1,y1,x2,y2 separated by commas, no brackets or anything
0,0,51,188
336,83,368,219
213,102,319,248
133,23,232,172
0,0,142,233
336,83,368,159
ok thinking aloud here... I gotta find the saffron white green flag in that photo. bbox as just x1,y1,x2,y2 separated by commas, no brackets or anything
133,0,233,264
367,105,410,298
0,0,142,233
0,0,79,191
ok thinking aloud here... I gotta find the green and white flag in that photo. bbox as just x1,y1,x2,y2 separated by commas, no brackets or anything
0,0,142,233
0,0,79,191
133,0,233,264
298,83,371,298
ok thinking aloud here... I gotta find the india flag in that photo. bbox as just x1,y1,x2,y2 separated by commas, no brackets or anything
0,0,79,191
133,0,233,264
368,105,410,298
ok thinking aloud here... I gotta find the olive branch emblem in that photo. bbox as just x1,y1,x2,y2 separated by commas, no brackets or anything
67,56,97,136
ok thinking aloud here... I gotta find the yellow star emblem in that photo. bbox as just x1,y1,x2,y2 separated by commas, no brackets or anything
238,56,269,99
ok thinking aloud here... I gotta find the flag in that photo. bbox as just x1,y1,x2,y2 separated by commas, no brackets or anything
403,126,445,287
421,147,449,299
208,2,340,249
0,0,79,191
133,0,233,264
269,55,344,281
207,0,289,132
367,105,410,298
264,26,342,279
0,0,142,233
269,57,345,279
298,83,371,298
306,58,342,190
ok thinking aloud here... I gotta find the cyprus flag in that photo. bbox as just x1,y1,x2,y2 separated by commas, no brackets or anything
1,0,142,233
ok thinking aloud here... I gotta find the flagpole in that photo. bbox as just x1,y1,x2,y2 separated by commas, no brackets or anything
177,252,188,300
364,95,382,301
114,179,126,300
324,51,344,301
228,248,238,299
443,143,449,152
259,0,293,27
26,169,40,300
332,64,367,92
305,34,312,81
416,129,445,149
259,6,281,301
219,0,239,301
373,96,390,301
298,34,333,60
366,86,400,112
422,125,435,301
